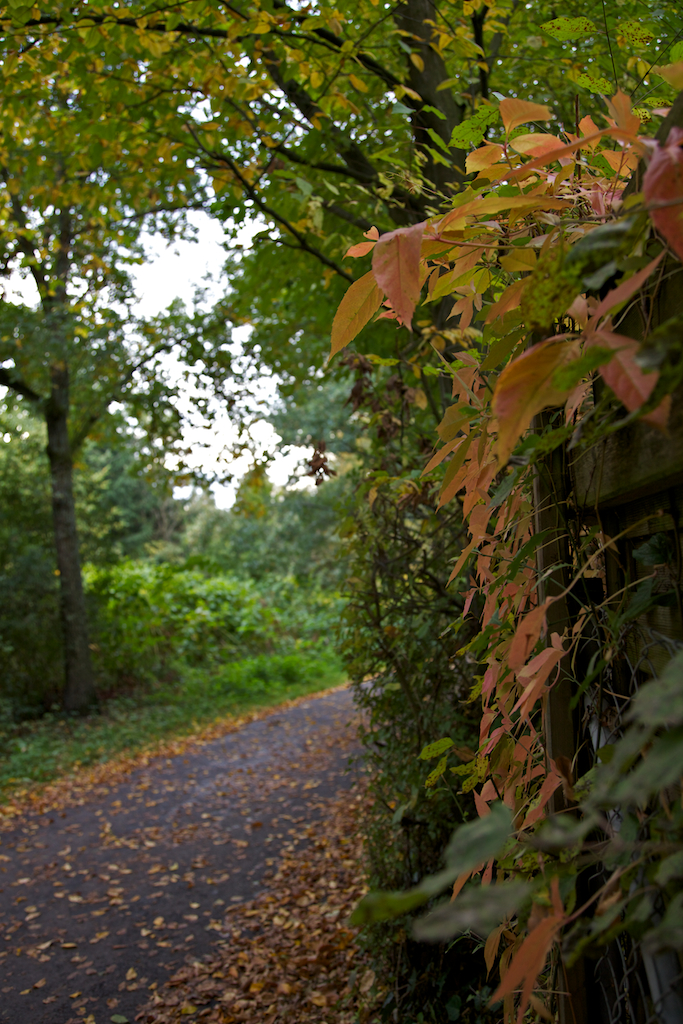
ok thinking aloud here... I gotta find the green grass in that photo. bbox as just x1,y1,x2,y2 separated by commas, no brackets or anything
0,649,346,802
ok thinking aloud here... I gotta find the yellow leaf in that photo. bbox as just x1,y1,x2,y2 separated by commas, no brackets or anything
499,248,536,272
349,73,368,93
410,53,425,72
652,61,683,90
330,270,382,358
413,387,428,410
310,70,324,88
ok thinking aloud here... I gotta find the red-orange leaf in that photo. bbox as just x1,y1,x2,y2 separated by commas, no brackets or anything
493,878,564,1023
644,126,683,262
492,337,580,465
371,222,426,330
585,329,669,430
508,598,554,672
593,252,663,321
329,271,382,359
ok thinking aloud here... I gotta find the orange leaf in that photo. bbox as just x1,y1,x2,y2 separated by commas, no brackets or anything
585,329,669,430
492,126,640,184
371,222,425,330
466,144,504,172
644,126,683,262
510,133,564,157
499,98,551,135
345,240,376,258
492,337,581,465
493,904,563,1023
329,270,382,358
605,90,641,136
513,647,564,719
508,598,554,672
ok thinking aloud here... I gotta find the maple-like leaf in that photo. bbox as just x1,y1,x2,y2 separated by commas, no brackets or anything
492,337,581,465
585,329,669,430
371,221,426,330
329,271,382,358
644,126,683,262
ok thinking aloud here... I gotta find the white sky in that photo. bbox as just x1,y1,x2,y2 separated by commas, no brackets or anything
2,211,310,508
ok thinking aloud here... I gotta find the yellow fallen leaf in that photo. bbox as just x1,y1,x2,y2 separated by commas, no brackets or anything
126,967,137,981
33,979,46,989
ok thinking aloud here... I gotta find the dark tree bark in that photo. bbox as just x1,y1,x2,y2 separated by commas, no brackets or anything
395,0,467,194
45,362,95,713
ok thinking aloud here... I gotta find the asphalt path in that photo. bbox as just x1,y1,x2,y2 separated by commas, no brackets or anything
0,686,361,1024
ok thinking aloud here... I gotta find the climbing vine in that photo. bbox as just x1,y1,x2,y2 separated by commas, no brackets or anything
332,86,683,1021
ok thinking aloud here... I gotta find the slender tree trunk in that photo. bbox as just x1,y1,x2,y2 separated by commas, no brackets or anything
45,362,95,712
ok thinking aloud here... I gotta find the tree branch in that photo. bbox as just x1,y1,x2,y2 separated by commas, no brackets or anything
0,366,43,404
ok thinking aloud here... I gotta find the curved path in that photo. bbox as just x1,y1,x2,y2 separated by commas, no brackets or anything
0,686,361,1024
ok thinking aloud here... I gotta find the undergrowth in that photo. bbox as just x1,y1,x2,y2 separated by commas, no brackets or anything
0,647,345,802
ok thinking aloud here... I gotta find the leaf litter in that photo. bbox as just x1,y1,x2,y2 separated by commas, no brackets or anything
138,786,379,1024
0,686,369,1024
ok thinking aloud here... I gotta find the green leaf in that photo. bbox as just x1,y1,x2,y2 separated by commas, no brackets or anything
576,71,615,95
111,1016,131,1024
627,651,683,730
504,530,549,580
413,881,532,941
656,852,683,888
643,894,683,954
350,803,512,926
419,736,454,760
449,106,500,149
551,347,613,390
617,20,655,48
632,534,673,567
611,728,683,807
541,16,596,41
425,755,448,787
444,801,512,871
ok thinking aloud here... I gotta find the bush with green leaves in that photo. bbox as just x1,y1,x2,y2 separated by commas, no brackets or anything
86,559,343,688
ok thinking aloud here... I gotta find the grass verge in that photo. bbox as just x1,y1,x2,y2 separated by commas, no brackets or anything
0,648,346,804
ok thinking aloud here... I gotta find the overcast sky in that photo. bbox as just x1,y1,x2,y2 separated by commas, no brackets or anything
2,212,308,507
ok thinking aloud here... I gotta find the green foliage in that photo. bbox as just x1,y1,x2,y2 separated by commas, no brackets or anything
0,648,345,799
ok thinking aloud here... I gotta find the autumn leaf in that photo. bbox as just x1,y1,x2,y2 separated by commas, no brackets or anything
605,90,641,135
371,221,426,330
492,337,581,465
593,252,663,321
652,62,683,90
499,98,551,135
492,882,564,1023
329,271,382,358
508,599,554,672
644,126,683,262
585,329,669,430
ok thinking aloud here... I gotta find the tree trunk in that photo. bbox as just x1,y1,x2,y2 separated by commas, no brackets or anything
45,362,95,713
